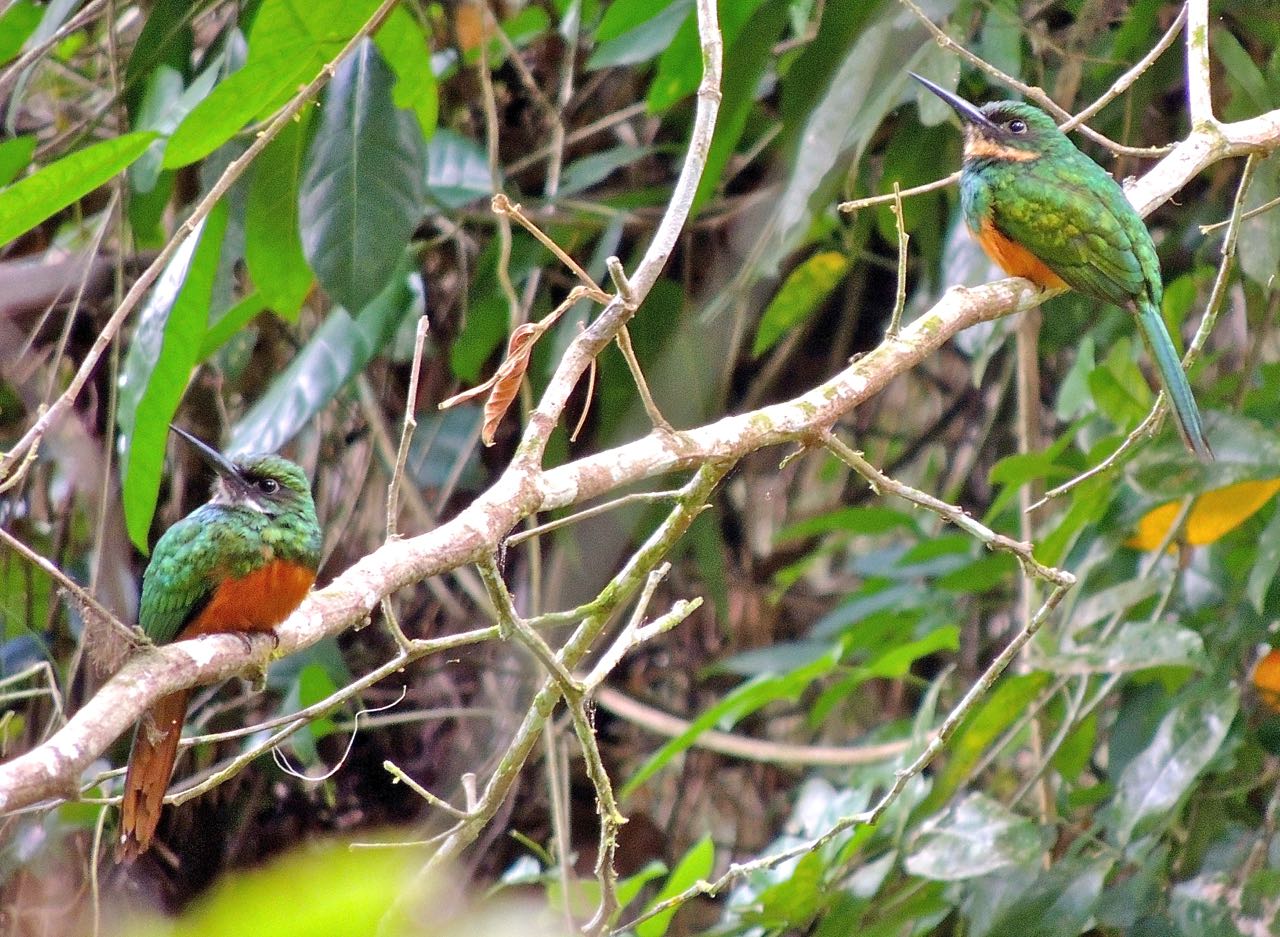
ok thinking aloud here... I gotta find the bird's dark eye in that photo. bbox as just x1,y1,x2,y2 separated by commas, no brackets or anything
257,477,280,494
1008,119,1027,134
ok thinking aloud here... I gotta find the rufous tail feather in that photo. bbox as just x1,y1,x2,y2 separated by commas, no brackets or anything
117,688,192,863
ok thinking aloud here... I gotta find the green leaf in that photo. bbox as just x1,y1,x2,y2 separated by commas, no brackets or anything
778,505,916,541
1237,150,1280,293
300,39,425,313
622,644,844,797
1040,620,1203,675
635,835,714,937
228,264,422,456
425,129,493,209
122,0,194,116
977,0,1021,77
1088,336,1152,427
403,406,485,492
936,553,1016,592
163,57,307,169
0,132,155,246
595,0,682,43
926,673,1049,811
647,0,767,111
558,144,655,197
1211,30,1274,113
0,1,42,68
588,0,692,70
374,4,438,138
687,0,791,218
1108,688,1239,847
906,792,1043,881
164,0,383,168
130,63,220,193
171,839,415,937
1247,504,1280,613
752,251,849,357
199,291,270,360
279,659,342,765
762,2,938,279
118,203,230,552
0,135,35,187
616,861,668,914
980,857,1113,937
245,111,314,318
749,850,827,928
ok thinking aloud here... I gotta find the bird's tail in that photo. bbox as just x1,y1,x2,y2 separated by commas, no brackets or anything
117,688,192,862
1135,298,1213,460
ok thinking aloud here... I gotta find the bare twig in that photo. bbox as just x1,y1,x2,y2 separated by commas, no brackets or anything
387,315,431,539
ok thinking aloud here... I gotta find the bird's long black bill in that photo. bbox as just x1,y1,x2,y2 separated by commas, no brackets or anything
908,72,1000,134
169,425,240,481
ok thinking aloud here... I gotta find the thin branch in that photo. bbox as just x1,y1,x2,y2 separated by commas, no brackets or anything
885,182,909,338
387,315,431,539
591,686,917,767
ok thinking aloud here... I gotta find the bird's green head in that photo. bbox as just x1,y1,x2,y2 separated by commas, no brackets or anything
171,425,316,521
909,73,1068,164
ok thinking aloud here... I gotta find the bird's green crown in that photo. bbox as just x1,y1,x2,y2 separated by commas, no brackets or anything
213,453,315,517
965,100,1070,161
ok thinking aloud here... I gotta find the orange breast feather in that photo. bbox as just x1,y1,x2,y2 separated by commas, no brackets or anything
179,558,316,639
976,217,1068,289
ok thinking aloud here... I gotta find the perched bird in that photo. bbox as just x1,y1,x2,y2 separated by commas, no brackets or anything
117,427,321,863
910,72,1212,460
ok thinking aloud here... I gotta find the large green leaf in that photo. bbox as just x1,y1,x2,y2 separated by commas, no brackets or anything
164,0,382,168
121,0,194,103
906,792,1043,881
976,857,1114,937
163,57,308,169
588,0,692,70
752,251,849,357
299,39,425,313
1039,620,1204,675
130,63,219,193
0,1,42,68
0,132,155,245
1238,151,1280,293
621,643,844,797
647,0,767,111
245,110,314,318
228,264,423,456
0,135,35,187
374,3,438,139
118,203,230,552
771,11,926,263
424,129,493,209
635,835,714,937
1108,688,1239,847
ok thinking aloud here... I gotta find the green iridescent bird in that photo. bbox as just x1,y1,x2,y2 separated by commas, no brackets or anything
911,72,1212,460
117,426,321,863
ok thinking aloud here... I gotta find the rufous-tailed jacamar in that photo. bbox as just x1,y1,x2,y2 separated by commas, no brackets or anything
910,73,1212,460
116,427,321,862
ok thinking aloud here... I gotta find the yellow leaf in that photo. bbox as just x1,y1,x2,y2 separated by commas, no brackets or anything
1128,478,1280,550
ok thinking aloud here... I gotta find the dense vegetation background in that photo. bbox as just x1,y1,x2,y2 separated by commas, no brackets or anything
2,0,1280,934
